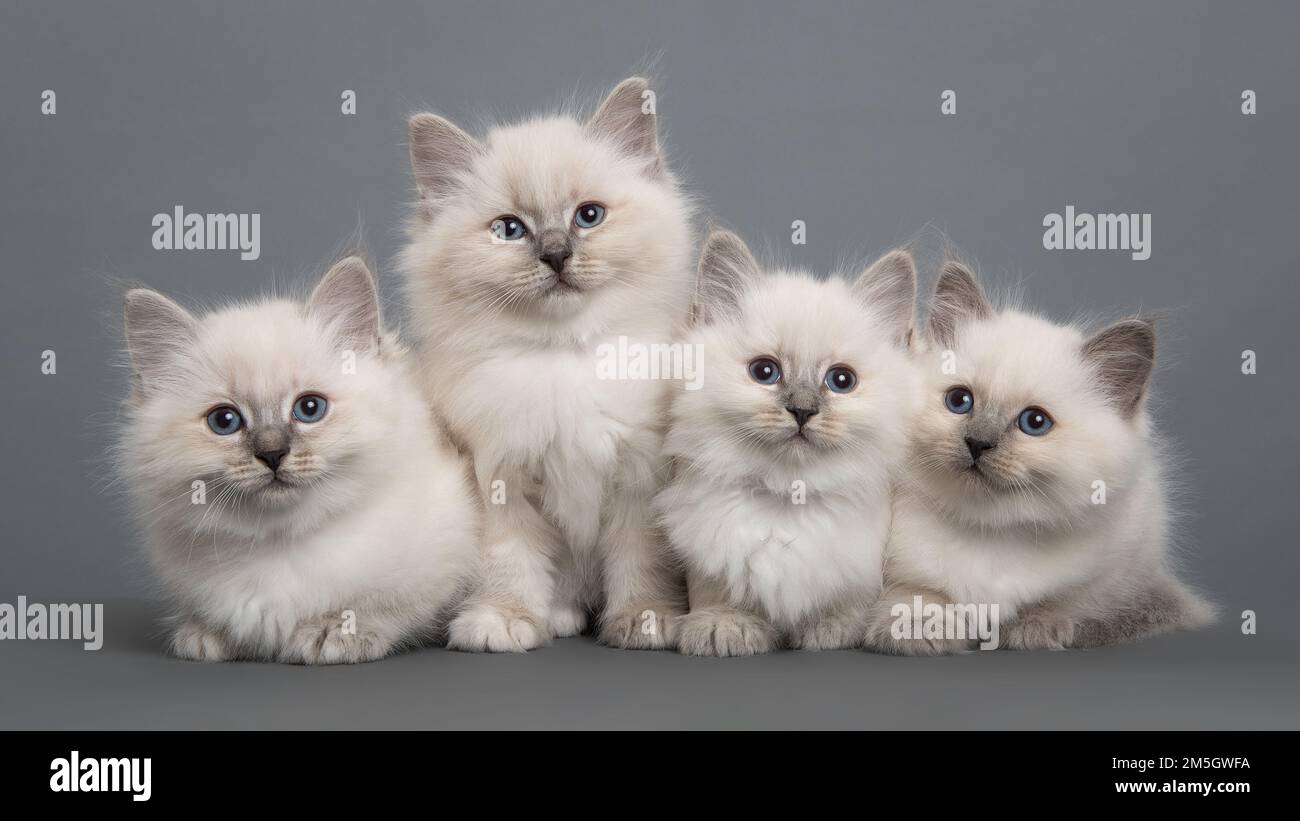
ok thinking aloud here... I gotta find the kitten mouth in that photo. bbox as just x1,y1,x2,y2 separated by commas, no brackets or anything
788,429,818,447
552,281,581,293
964,463,1009,489
543,271,584,294
258,474,301,493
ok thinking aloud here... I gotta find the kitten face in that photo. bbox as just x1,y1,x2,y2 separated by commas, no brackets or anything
122,258,402,536
403,77,692,332
669,230,918,484
913,263,1156,529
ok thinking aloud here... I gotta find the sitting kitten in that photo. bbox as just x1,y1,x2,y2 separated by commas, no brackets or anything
400,77,694,651
656,229,920,656
866,261,1214,654
120,257,480,663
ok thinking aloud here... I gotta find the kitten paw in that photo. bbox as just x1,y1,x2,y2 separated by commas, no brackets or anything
862,609,976,656
447,605,546,653
865,630,977,656
549,604,588,638
1004,618,1074,651
676,608,777,657
791,613,867,651
170,618,230,662
283,614,394,664
598,602,680,650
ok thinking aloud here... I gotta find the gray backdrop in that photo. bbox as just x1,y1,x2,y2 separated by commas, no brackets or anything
1,1,1297,729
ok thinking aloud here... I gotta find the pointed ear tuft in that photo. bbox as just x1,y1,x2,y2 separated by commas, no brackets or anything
928,261,992,348
408,113,481,198
1081,318,1156,417
123,288,198,388
587,76,659,171
854,249,916,345
692,229,761,325
308,256,381,354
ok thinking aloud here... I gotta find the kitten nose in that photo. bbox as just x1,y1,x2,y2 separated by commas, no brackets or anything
255,448,289,473
964,437,996,461
786,405,819,428
540,248,572,274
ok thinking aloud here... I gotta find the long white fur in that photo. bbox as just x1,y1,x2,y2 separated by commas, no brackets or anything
400,77,695,651
119,258,480,663
658,230,921,655
868,262,1214,654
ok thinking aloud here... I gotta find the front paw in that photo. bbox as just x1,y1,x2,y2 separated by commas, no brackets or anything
870,634,977,656
791,612,867,651
169,618,230,662
1004,617,1074,651
862,606,976,656
676,608,778,657
448,605,547,653
283,614,394,664
598,602,680,650
548,604,588,638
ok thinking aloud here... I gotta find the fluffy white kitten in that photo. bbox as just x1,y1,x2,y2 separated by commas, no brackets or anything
656,229,920,656
120,258,480,663
401,77,694,651
867,261,1214,654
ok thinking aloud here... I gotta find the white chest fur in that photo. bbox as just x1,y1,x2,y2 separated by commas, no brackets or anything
438,338,668,550
150,447,476,654
886,489,1127,618
663,481,888,628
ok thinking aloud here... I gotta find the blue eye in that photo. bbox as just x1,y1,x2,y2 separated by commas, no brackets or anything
825,366,857,393
944,387,974,414
748,357,781,385
206,405,243,435
292,394,328,423
1017,407,1053,436
574,202,605,229
490,216,527,241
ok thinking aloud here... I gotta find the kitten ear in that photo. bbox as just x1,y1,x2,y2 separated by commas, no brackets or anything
587,76,660,172
1082,318,1156,417
928,261,992,348
407,113,481,198
854,249,916,345
308,256,381,354
123,288,198,388
692,228,761,325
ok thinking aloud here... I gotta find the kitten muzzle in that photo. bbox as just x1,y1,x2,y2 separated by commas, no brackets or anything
785,404,819,429
252,428,292,474
255,448,288,473
537,230,573,275
964,436,996,462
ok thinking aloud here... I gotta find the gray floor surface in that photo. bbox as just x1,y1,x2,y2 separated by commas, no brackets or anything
2,598,1295,730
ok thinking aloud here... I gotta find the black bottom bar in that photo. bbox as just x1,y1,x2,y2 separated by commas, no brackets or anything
2,730,1283,806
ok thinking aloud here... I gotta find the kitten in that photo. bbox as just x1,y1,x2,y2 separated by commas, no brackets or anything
400,77,694,651
866,261,1214,654
120,257,480,663
656,229,920,656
